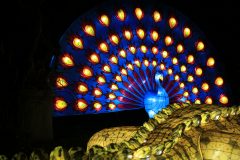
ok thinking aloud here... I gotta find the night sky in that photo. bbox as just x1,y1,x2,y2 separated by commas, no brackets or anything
1,0,240,155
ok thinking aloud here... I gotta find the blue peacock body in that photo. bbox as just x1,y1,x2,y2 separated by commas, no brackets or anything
51,0,230,118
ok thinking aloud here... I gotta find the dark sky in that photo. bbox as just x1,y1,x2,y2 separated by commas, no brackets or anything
1,0,240,153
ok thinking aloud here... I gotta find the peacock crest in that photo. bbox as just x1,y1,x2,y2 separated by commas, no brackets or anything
51,1,230,117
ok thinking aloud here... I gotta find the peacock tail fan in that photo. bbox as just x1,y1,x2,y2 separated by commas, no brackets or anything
51,0,231,118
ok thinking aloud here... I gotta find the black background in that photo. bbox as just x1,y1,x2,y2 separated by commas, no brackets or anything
1,0,240,155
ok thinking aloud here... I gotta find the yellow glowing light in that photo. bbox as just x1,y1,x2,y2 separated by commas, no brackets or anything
97,76,106,84
100,14,109,26
108,93,116,100
110,55,118,64
110,84,118,90
202,83,209,91
192,87,198,94
135,59,141,67
195,67,203,76
165,36,173,46
77,83,88,94
187,55,194,64
183,27,191,38
115,75,122,82
110,35,119,45
160,63,165,70
108,103,116,110
129,46,136,54
140,45,147,53
219,95,228,104
82,67,93,78
93,102,102,111
84,25,95,36
180,82,185,89
89,53,100,64
196,41,205,51
174,74,180,81
152,60,157,67
207,57,215,67
127,63,134,70
169,17,177,28
151,30,159,41
103,64,111,73
117,9,125,21
205,97,213,104
161,50,169,58
151,46,158,54
137,28,145,39
93,88,102,97
215,77,224,86
153,11,161,22
172,57,178,65
187,75,194,82
121,68,128,75
119,49,126,58
195,99,201,104
144,59,149,67
56,77,68,88
61,54,74,67
135,8,143,20
124,30,132,40
55,98,67,110
177,44,184,53
183,91,189,97
76,99,87,111
168,68,173,75
181,65,187,72
99,42,109,53
72,37,83,49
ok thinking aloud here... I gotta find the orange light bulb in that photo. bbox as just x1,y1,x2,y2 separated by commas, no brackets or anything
77,82,88,94
124,30,132,40
196,41,205,51
110,34,119,45
165,36,173,46
135,8,144,20
187,55,194,64
72,37,83,49
195,67,203,76
76,99,88,111
205,97,213,104
215,77,224,86
55,98,67,111
151,30,159,41
81,66,93,78
183,27,191,38
153,11,161,22
219,94,228,104
61,54,74,67
169,17,177,28
99,42,109,53
117,9,125,21
89,53,100,64
56,77,68,88
201,83,209,91
137,28,145,39
100,14,109,26
207,57,215,67
84,25,95,36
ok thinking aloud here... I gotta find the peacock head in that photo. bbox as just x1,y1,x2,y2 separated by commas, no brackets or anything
144,73,169,118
